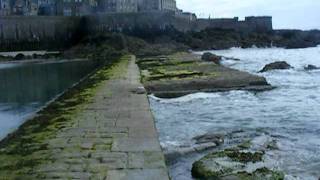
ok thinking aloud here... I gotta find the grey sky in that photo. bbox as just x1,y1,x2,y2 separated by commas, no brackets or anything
177,0,320,30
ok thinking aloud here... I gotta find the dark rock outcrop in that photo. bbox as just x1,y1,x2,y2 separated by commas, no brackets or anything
193,133,224,146
165,133,225,160
201,52,222,64
304,64,320,71
191,148,285,180
13,53,25,60
169,28,320,50
259,61,293,72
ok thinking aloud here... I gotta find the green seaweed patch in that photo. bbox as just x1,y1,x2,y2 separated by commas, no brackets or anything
0,55,130,175
192,160,230,179
137,58,195,70
234,167,285,180
144,70,205,82
266,140,279,150
138,55,220,84
192,149,284,180
238,140,252,150
204,149,264,164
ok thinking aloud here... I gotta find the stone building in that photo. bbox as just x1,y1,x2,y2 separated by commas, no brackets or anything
98,0,138,13
6,0,45,15
137,0,176,12
161,0,176,12
37,0,57,15
176,10,197,21
28,0,38,15
0,0,10,15
62,0,97,16
11,0,26,15
1,0,177,16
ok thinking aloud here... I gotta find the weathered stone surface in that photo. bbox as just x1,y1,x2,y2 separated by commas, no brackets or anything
80,142,94,150
128,152,166,169
193,133,224,145
202,52,222,64
91,152,128,169
138,53,273,98
129,126,157,138
131,86,147,94
259,61,293,72
107,169,169,180
0,56,168,179
304,64,320,71
112,137,161,152
191,148,284,180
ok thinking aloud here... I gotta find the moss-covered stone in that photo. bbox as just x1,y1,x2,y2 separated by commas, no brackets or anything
0,54,130,176
137,54,220,84
202,149,263,163
265,140,279,150
238,140,252,150
233,168,285,180
192,148,284,180
137,52,271,98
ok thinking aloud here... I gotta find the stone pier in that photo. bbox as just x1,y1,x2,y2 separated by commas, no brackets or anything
0,55,169,179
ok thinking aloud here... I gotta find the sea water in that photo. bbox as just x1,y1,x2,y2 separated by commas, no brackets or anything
150,46,320,180
0,59,99,139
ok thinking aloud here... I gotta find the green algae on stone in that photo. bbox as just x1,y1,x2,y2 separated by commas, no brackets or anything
201,149,263,163
0,55,130,176
137,55,220,84
265,140,279,150
144,70,204,82
231,167,285,180
238,140,252,150
192,148,284,180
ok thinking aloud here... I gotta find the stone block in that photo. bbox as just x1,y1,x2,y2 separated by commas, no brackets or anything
128,152,166,169
106,169,169,180
112,137,161,152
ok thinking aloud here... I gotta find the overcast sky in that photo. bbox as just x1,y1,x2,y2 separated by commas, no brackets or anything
176,0,320,30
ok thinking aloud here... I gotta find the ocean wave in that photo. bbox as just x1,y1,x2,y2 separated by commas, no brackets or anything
149,92,221,103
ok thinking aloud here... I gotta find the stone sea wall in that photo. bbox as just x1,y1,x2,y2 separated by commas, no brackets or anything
0,13,273,51
0,16,82,51
85,12,194,33
86,12,272,34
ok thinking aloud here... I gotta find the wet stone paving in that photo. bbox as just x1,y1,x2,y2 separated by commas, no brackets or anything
15,57,169,180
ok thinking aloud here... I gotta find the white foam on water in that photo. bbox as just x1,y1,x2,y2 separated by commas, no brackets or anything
149,92,221,104
150,46,320,180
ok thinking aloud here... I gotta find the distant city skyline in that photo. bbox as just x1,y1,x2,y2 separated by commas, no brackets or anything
177,0,320,30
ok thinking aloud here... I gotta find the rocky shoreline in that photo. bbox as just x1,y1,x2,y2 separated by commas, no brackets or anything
0,30,317,179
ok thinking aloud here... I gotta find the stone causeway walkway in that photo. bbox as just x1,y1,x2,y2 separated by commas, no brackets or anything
34,56,169,179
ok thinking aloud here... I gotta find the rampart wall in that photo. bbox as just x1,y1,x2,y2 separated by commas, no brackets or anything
86,13,272,34
0,16,82,51
0,13,273,51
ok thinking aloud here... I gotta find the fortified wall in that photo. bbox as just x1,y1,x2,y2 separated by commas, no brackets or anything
85,12,193,33
86,13,273,34
0,16,82,51
0,13,273,51
195,16,273,32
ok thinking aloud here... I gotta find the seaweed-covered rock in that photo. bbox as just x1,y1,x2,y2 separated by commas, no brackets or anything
222,168,285,180
202,52,222,64
304,64,320,71
259,61,292,72
191,149,284,180
193,133,224,146
237,140,252,150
